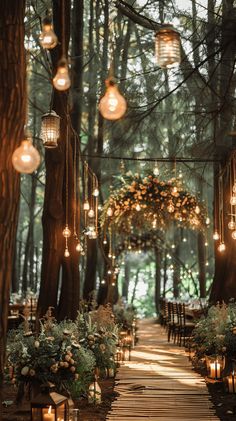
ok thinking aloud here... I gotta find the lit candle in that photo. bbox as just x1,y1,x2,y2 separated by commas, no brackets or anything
43,406,54,421
228,372,236,393
210,361,221,379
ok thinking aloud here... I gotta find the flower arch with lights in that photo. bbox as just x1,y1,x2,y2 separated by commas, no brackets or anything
101,173,208,235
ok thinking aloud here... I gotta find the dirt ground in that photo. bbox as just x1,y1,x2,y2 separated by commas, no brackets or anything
1,377,117,421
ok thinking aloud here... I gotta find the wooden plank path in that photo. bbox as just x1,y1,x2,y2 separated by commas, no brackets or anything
107,319,219,421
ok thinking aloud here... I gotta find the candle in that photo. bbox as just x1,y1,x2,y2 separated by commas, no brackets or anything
210,361,221,379
228,373,236,393
43,406,54,421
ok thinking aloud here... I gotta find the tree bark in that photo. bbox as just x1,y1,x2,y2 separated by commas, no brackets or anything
0,0,26,404
154,247,162,315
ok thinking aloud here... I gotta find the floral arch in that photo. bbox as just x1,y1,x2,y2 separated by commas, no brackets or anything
101,172,208,236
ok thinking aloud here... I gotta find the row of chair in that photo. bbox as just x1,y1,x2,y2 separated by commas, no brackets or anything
160,300,196,347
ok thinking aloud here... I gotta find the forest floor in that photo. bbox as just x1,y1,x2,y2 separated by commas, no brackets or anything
1,377,117,421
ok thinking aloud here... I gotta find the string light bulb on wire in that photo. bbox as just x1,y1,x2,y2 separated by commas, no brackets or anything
39,16,58,49
155,24,181,69
53,57,71,91
99,78,127,120
12,133,40,174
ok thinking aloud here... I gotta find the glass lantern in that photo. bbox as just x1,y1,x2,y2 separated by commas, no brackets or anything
155,24,181,68
226,372,236,393
41,110,60,148
31,383,68,421
206,355,224,380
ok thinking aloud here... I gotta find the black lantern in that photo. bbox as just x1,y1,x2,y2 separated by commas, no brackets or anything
31,383,68,421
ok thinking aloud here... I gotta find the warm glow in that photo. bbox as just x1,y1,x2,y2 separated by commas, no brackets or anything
62,225,71,238
228,220,235,230
107,207,113,216
39,18,58,49
53,58,71,91
93,187,99,196
195,205,200,214
136,203,141,211
12,139,40,174
83,201,90,211
99,79,127,120
64,248,70,257
230,195,236,206
153,163,159,176
232,230,236,240
167,201,175,213
88,209,95,218
76,242,83,252
213,231,220,240
155,25,181,69
218,242,226,252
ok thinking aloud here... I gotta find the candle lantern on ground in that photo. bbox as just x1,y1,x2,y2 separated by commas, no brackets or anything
155,24,181,69
226,372,236,393
206,356,224,380
41,110,60,148
31,382,68,421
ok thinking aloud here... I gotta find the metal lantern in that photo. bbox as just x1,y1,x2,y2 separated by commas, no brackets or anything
41,110,60,148
31,383,68,421
155,24,181,69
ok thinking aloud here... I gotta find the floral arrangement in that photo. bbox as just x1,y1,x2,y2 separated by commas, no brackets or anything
101,172,208,234
7,309,96,400
191,302,236,360
76,305,119,376
113,304,136,331
6,305,120,400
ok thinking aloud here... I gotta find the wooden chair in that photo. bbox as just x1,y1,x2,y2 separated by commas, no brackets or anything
177,303,195,347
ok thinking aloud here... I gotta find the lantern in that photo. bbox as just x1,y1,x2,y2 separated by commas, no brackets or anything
206,356,224,380
31,383,68,421
99,78,127,120
53,58,71,91
155,24,181,69
39,17,58,49
226,372,236,393
12,137,40,174
213,231,220,240
41,111,60,148
88,379,101,404
218,242,226,252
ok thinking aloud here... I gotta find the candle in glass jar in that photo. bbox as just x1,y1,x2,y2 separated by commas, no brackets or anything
210,361,221,379
43,406,54,421
228,373,236,393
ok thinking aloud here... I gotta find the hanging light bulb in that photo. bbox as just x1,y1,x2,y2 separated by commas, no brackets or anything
136,203,141,211
232,230,236,240
218,242,226,252
167,201,175,213
41,110,60,148
62,225,71,238
101,279,106,285
53,57,71,91
64,248,70,257
107,207,113,217
12,135,40,174
230,195,236,206
152,218,157,228
88,209,95,218
206,217,210,225
153,162,159,176
99,78,127,120
39,16,58,49
213,231,220,240
103,238,107,245
228,220,235,230
76,241,83,252
205,261,209,267
195,205,200,214
155,24,181,69
83,200,90,211
204,241,208,246
92,187,99,197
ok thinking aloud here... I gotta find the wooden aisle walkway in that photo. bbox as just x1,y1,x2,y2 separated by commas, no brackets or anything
107,319,219,421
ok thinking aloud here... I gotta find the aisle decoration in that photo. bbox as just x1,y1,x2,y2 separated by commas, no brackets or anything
101,172,207,235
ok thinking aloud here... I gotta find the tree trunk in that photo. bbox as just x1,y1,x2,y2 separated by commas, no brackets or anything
37,0,80,321
197,231,206,298
122,256,130,300
0,0,26,404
